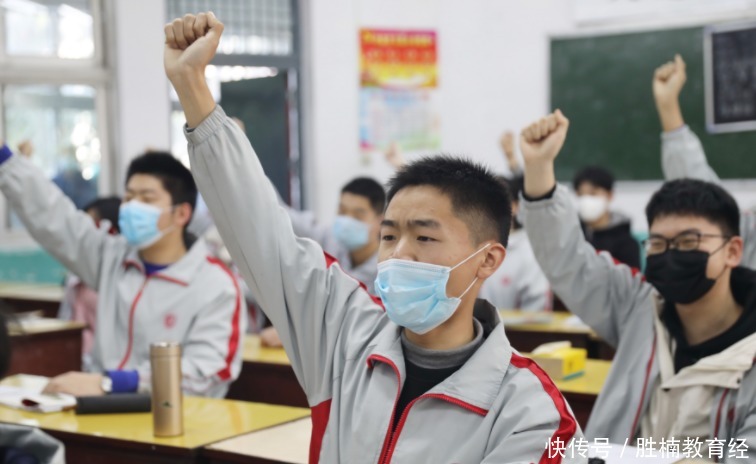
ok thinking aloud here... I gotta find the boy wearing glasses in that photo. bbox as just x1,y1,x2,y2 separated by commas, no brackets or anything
653,53,756,269
519,110,756,461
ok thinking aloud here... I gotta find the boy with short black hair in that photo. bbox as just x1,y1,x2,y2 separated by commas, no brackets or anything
520,110,756,460
653,53,756,269
0,146,245,398
165,12,583,463
286,176,385,294
572,165,641,269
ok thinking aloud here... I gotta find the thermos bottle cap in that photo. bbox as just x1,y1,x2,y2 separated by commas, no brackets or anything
150,342,181,358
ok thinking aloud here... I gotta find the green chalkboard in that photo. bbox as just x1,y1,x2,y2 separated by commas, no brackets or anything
550,26,756,181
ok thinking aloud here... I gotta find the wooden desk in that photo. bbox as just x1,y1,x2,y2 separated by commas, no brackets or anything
227,335,308,408
0,376,310,464
500,310,614,359
552,359,610,429
232,335,609,428
500,310,594,352
203,418,310,464
0,282,64,318
8,320,84,377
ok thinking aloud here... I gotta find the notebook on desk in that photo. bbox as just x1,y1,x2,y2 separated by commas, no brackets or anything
0,374,76,413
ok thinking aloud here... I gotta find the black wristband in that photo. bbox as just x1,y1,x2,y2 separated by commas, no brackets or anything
522,184,557,202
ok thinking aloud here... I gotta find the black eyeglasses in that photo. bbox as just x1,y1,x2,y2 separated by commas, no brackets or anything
642,231,731,255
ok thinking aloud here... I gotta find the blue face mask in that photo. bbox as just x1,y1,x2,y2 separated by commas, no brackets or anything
332,215,370,251
119,201,174,249
374,244,490,335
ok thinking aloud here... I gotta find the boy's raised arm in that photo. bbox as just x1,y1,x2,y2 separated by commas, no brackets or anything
164,12,384,403
519,111,652,347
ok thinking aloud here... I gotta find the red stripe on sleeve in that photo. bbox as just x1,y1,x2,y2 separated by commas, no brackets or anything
510,353,578,464
309,398,332,464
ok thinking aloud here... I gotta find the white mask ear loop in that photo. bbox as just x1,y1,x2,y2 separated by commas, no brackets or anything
457,277,479,299
450,243,492,299
159,204,181,236
450,243,492,271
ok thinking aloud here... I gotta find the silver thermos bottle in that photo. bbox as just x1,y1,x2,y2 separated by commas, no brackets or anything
150,342,183,437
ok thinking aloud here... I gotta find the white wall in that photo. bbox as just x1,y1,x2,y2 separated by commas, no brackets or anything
112,0,171,186
301,0,756,231
303,0,574,221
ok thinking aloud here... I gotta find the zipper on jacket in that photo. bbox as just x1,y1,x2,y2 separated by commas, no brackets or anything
380,393,487,464
371,355,402,464
630,331,657,436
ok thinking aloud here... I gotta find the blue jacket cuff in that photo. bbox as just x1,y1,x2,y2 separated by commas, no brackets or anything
106,370,139,393
0,145,12,165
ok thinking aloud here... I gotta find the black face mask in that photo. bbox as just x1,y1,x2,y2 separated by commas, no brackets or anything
645,248,722,304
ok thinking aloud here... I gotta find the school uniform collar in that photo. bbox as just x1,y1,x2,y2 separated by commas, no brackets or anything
366,300,510,413
123,238,210,286
658,267,756,373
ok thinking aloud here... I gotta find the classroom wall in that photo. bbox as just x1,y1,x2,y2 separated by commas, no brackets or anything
302,0,574,221
301,0,756,231
113,0,171,183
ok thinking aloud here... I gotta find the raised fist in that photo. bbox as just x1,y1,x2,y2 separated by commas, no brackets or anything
653,54,686,108
520,110,570,165
164,12,224,81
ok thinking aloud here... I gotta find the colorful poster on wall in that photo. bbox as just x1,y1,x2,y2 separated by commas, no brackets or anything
359,29,440,153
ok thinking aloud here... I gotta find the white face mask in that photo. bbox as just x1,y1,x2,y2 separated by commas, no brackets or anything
577,195,609,223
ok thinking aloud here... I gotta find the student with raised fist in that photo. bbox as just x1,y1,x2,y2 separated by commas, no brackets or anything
520,110,756,460
165,12,585,463
0,142,245,398
653,54,756,269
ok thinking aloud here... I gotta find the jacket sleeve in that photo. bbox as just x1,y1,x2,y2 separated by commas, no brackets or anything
661,126,756,267
0,154,118,290
518,256,552,311
520,185,653,348
483,360,586,464
727,415,756,464
482,433,587,464
283,202,331,246
661,126,720,183
0,424,66,464
133,275,247,397
184,106,385,405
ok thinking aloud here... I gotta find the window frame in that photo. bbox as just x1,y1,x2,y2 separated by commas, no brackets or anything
0,0,114,232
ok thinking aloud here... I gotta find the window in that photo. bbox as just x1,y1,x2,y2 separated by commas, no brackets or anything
0,0,110,228
3,0,95,59
166,0,303,207
167,0,294,56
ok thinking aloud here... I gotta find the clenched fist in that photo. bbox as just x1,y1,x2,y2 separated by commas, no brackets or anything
652,54,686,131
164,12,223,128
520,110,570,165
164,12,224,82
520,110,569,198
653,54,686,108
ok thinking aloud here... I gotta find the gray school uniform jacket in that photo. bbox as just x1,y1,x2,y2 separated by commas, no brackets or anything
661,126,756,269
284,207,379,295
479,229,552,311
0,424,65,464
0,155,246,398
185,106,586,464
521,185,756,462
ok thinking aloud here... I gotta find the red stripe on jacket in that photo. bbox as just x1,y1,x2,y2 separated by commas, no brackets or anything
206,256,242,381
510,353,578,464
